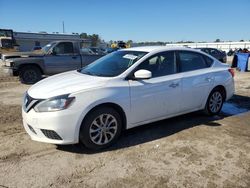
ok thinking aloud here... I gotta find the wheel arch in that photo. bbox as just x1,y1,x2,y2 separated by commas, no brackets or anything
211,85,227,101
80,102,127,131
204,85,227,115
18,63,44,75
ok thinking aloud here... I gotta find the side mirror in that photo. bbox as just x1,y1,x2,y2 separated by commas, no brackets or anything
134,69,152,80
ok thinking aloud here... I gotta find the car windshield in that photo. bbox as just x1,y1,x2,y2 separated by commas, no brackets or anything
79,50,148,77
41,42,56,53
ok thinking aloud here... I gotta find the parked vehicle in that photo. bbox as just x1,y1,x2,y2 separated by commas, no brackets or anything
0,29,19,56
2,41,103,84
196,48,227,63
22,46,235,150
80,48,96,55
111,41,130,49
227,49,235,56
105,47,119,53
89,47,107,55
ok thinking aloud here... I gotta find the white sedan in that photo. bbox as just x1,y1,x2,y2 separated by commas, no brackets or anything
22,46,235,150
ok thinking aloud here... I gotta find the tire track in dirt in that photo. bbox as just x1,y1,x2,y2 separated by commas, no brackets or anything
0,75,19,82
0,104,22,127
0,148,58,163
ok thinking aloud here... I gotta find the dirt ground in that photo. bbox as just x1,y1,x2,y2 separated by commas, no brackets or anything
0,63,250,188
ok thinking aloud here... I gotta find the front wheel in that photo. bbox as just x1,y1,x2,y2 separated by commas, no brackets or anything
19,65,42,84
204,89,224,115
79,107,122,150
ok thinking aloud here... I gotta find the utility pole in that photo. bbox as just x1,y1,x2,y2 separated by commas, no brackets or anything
62,21,65,33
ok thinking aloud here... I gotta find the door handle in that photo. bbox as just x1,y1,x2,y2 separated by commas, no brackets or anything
169,83,179,88
205,77,212,82
72,56,77,59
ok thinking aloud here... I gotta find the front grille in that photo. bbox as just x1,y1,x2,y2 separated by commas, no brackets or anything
28,125,37,134
41,129,62,140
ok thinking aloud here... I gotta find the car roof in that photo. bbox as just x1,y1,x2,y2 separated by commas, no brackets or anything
121,46,201,53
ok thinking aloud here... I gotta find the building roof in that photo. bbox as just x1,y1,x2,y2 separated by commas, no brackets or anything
13,31,81,41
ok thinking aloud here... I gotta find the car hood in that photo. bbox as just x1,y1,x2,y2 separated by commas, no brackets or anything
28,71,110,99
2,51,44,60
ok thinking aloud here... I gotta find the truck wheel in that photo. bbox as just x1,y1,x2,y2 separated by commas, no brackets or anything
79,107,122,150
19,65,42,84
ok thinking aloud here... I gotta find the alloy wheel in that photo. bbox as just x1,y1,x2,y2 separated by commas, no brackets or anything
89,114,118,145
209,91,223,113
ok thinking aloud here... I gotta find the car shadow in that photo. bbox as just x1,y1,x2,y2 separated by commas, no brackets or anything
56,112,226,154
56,94,250,154
227,94,250,110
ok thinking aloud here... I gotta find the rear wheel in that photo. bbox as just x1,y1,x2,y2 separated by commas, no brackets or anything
19,65,42,84
79,107,122,150
205,89,224,115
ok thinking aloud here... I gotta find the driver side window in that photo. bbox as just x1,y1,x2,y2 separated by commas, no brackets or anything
53,42,74,55
136,51,176,78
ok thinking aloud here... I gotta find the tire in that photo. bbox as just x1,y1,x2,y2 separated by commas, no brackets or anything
19,65,42,84
204,88,225,116
79,107,122,150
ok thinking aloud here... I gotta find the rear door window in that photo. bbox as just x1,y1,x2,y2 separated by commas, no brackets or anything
178,51,209,72
202,55,214,67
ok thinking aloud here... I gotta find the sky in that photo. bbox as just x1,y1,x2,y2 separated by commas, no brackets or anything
0,0,249,42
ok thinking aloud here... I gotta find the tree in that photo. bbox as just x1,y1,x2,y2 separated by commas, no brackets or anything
215,39,221,42
127,40,133,44
80,33,88,39
79,32,101,47
240,39,244,42
90,34,101,47
126,40,133,47
185,41,194,43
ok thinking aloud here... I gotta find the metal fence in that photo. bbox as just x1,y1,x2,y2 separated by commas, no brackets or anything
166,42,250,52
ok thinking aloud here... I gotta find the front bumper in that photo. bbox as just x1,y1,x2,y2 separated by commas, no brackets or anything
22,107,82,145
1,66,13,76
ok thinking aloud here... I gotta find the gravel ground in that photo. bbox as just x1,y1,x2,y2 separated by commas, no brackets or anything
0,64,249,188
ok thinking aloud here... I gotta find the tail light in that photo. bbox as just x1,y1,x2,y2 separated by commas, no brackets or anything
228,68,235,77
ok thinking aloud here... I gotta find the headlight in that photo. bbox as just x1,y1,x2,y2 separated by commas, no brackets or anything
34,94,75,112
4,60,13,67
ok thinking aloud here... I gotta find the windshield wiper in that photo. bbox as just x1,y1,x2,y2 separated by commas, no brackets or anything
81,70,102,76
82,71,94,75
79,69,110,77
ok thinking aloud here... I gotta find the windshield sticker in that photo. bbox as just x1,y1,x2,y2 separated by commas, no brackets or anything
123,54,138,60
